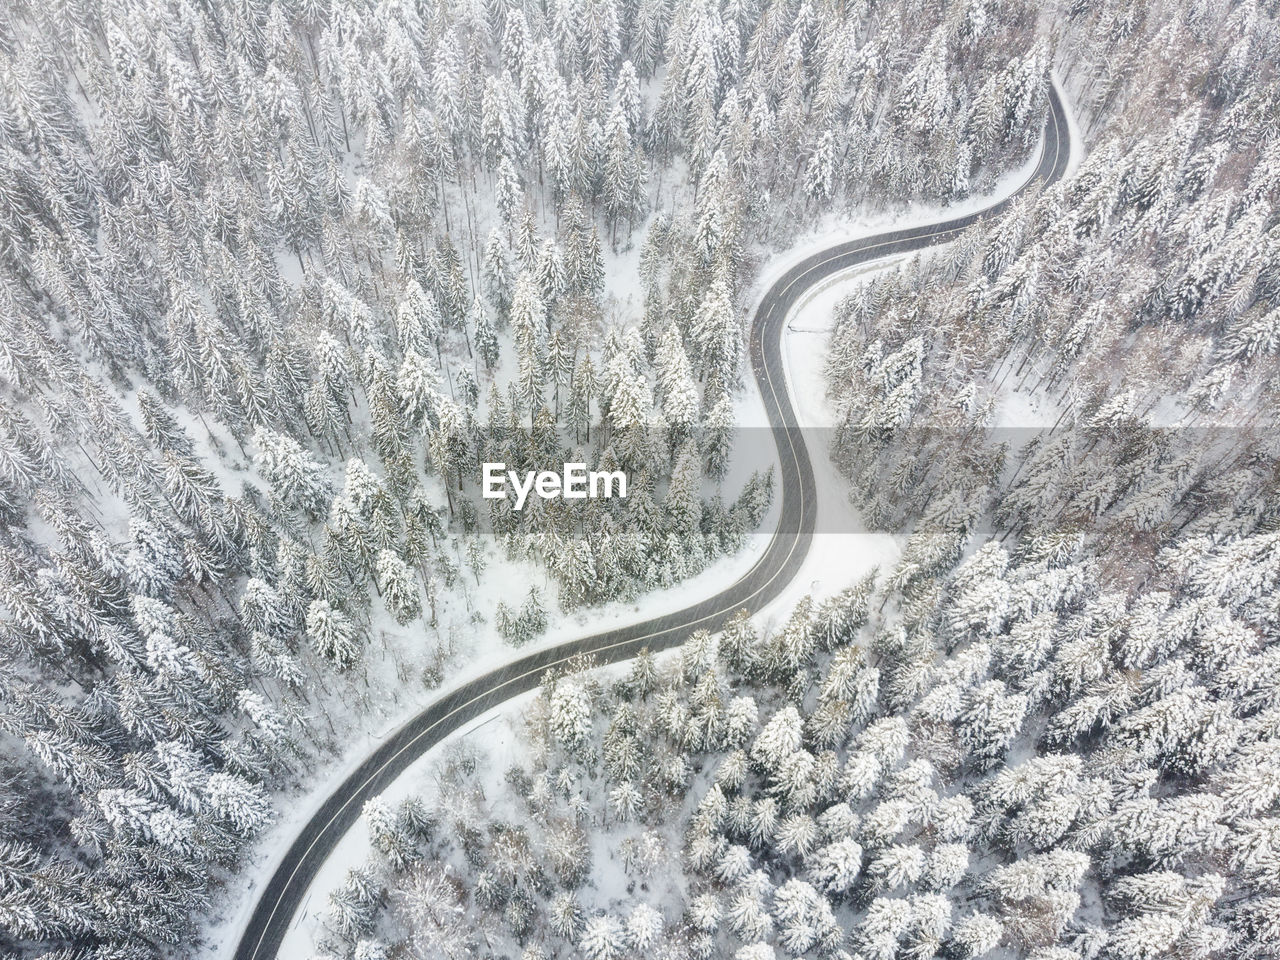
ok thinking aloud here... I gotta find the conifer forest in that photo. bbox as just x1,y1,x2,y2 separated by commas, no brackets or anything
1,1,1279,960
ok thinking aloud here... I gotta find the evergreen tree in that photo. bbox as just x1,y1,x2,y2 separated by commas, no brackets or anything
306,599,360,668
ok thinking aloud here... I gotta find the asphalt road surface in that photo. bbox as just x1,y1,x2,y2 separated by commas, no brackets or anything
232,82,1071,960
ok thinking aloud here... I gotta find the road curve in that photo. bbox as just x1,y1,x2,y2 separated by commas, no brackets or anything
233,82,1071,960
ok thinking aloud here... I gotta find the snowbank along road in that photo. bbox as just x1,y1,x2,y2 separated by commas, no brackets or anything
232,80,1072,960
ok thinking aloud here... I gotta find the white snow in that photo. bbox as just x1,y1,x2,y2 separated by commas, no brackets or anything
1055,70,1088,177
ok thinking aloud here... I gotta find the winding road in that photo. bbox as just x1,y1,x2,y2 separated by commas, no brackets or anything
233,82,1071,960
